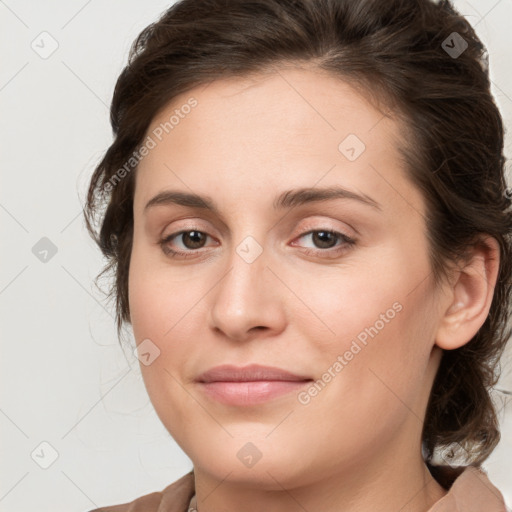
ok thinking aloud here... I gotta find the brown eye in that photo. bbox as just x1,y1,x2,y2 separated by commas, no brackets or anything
292,229,356,257
159,228,215,258
310,230,340,249
179,230,208,249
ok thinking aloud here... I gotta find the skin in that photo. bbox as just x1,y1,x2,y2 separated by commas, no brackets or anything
128,65,500,512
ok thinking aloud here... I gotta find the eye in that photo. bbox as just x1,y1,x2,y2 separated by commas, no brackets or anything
159,228,215,258
291,229,356,257
159,228,356,259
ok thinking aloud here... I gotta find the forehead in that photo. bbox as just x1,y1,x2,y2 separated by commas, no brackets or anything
134,66,423,219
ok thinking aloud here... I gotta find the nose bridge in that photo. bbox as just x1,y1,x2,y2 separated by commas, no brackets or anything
223,210,272,281
208,223,284,340
217,231,270,310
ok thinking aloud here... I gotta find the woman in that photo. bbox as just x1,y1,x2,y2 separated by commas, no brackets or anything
83,0,512,510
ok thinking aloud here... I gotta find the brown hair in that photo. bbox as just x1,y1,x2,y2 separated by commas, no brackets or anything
83,0,512,466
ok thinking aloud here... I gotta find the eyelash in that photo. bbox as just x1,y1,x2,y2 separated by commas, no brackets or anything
158,227,356,259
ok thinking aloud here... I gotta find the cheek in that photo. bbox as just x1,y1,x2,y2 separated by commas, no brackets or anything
128,243,213,432
287,247,424,358
289,297,434,472
292,243,437,418
128,241,202,341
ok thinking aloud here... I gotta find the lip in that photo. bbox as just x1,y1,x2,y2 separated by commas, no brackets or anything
197,364,312,383
196,364,313,406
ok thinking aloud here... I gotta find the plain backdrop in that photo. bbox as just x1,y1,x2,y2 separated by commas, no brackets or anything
1,1,511,510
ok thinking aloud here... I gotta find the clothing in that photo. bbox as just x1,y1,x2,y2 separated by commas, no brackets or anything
88,465,508,512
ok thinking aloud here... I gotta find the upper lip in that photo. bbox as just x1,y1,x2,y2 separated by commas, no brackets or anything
196,364,313,383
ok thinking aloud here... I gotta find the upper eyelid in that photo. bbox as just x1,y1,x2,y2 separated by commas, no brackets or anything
160,214,357,238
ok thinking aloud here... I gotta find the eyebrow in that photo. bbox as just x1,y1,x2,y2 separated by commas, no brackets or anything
144,185,382,214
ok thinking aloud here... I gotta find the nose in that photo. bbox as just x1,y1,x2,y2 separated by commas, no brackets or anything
208,241,286,343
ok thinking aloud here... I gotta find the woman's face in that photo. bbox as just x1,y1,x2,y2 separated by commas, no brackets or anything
129,66,448,487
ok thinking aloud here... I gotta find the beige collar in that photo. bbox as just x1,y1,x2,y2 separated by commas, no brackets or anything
428,466,507,511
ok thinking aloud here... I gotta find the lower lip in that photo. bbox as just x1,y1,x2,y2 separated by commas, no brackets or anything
198,380,312,406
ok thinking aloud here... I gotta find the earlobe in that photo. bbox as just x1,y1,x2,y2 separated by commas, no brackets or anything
435,236,500,351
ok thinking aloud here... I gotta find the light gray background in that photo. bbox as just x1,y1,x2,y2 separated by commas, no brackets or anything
1,1,511,510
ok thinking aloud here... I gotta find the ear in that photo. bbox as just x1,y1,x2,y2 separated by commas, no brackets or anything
435,236,500,350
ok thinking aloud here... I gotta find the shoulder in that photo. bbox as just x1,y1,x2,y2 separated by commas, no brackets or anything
86,470,195,512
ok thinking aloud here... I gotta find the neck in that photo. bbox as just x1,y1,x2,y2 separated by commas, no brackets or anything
192,443,447,512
